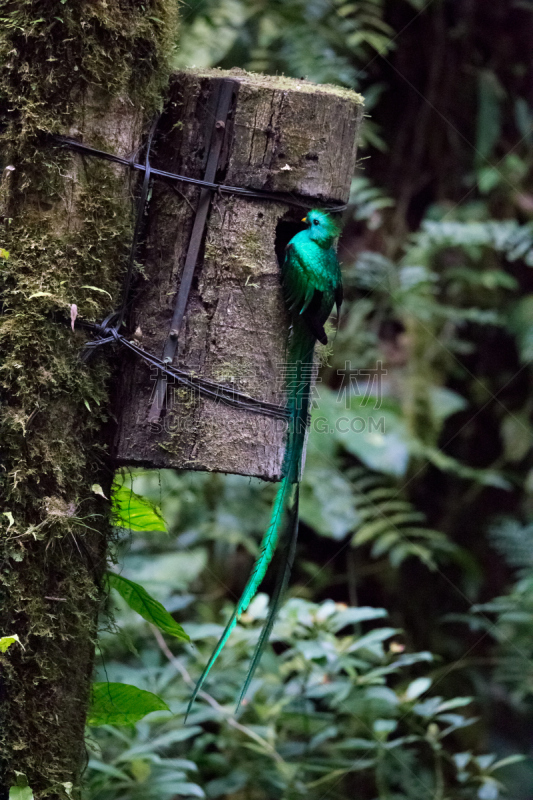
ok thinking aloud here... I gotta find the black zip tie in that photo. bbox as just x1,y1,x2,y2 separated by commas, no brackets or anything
52,135,347,213
79,320,288,421
149,78,236,423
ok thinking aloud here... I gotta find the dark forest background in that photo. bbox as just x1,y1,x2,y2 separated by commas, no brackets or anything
87,2,533,798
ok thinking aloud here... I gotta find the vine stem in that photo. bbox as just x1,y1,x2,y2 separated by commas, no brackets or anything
433,745,445,800
150,625,285,766
375,746,391,800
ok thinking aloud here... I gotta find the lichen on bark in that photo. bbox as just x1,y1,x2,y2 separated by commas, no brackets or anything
0,1,178,796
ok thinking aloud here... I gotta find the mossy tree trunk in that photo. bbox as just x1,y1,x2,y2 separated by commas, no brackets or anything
0,2,177,797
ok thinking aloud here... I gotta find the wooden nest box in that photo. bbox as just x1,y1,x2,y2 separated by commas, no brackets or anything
114,68,363,481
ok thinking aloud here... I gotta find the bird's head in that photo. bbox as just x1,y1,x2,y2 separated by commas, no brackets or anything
302,209,341,246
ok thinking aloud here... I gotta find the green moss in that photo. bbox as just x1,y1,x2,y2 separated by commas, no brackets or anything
205,222,269,282
188,67,365,105
238,229,268,275
0,1,178,797
212,362,253,383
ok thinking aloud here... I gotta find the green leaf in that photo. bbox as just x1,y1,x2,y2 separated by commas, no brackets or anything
87,682,170,726
167,784,204,798
9,773,33,800
0,248,9,260
9,786,33,800
500,414,533,462
418,445,511,489
428,386,467,425
112,480,167,533
349,627,399,655
478,778,500,800
477,166,502,194
330,606,388,632
313,389,410,477
508,295,533,364
489,754,526,772
0,634,23,652
87,760,130,780
405,677,432,700
300,459,360,540
107,572,189,642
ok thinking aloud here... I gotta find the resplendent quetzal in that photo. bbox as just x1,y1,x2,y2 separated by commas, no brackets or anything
187,209,343,715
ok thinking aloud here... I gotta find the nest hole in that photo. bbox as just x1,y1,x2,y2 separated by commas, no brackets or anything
275,216,306,268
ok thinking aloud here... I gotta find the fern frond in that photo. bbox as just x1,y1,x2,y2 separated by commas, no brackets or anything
407,220,533,267
489,518,533,572
350,176,395,224
473,517,533,700
347,467,453,569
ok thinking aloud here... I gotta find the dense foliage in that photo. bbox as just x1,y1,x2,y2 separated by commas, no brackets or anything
86,1,533,798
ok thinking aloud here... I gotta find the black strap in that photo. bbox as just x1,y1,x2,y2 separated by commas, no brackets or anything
80,320,288,421
148,79,236,423
52,135,347,213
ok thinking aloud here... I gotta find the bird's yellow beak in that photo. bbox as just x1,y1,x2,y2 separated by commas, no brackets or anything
302,216,307,222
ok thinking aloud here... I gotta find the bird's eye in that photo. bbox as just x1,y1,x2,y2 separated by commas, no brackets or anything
313,219,319,225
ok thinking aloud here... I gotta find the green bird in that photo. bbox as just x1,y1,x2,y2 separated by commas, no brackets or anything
186,209,343,716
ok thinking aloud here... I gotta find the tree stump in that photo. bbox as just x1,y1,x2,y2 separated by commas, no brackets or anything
114,69,363,481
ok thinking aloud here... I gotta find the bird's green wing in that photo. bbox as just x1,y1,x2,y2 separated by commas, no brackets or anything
283,241,338,345
282,242,326,314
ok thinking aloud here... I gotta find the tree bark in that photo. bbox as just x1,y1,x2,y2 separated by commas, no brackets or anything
0,3,177,797
115,69,363,480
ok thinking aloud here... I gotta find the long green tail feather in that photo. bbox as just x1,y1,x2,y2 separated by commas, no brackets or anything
186,323,315,718
236,483,300,711
185,473,292,718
